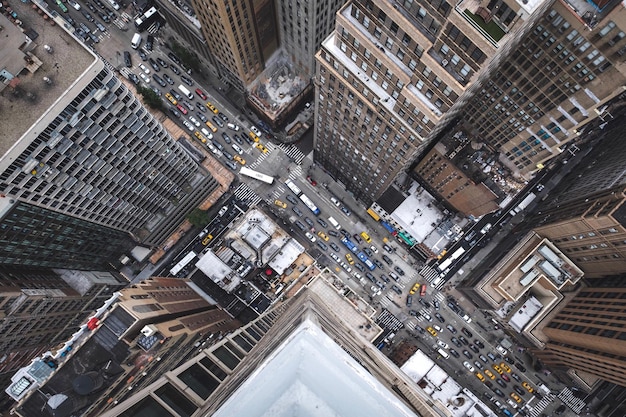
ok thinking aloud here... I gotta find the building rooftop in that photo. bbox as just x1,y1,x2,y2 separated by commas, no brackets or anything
0,0,95,158
390,183,445,243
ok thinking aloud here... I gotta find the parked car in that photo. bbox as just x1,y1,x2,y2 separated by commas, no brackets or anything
123,51,132,67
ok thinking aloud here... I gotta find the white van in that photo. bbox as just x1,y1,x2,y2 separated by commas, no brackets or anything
327,216,341,230
178,84,194,100
131,33,142,49
437,349,450,359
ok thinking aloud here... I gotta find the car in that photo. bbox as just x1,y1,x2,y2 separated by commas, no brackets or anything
496,345,508,356
228,123,241,131
233,155,245,165
484,380,493,389
435,313,445,323
391,285,402,295
365,272,376,282
344,252,354,263
463,361,475,372
380,274,390,283
82,10,95,21
383,244,394,253
555,404,566,415
218,112,228,121
500,362,512,373
181,75,194,86
196,101,207,112
305,232,316,243
212,116,224,128
420,284,427,296
382,254,393,265
449,349,460,358
168,52,181,64
496,378,507,388
95,21,106,32
475,372,485,382
370,245,379,254
317,218,328,228
461,327,473,338
354,262,364,272
234,134,244,145
148,58,160,72
363,248,373,257
127,73,140,85
373,259,384,269
487,352,497,361
153,74,167,87
250,125,262,137
493,364,504,374
182,120,194,131
231,143,243,154
330,252,341,262
389,272,399,281
139,63,150,74
340,229,350,237
511,373,521,382
418,298,430,308
169,90,182,101
304,217,314,227
176,104,188,115
88,33,100,44
272,199,287,209
437,340,449,350
421,312,432,321
463,350,473,359
360,231,372,243
286,195,298,205
318,231,330,242
165,93,177,105
145,35,154,51
510,392,522,403
212,140,224,151
451,337,462,347
426,326,437,337
317,241,328,251
484,369,496,380
501,373,510,382
341,206,351,216
446,324,457,334
504,356,515,365
521,381,534,393
409,283,420,295
170,64,181,75
330,242,340,252
139,73,150,83
459,336,469,345
474,339,485,349
393,265,405,276
123,51,132,67
514,362,527,372
433,324,443,332
162,73,175,85
479,354,488,363
294,220,306,231
292,206,303,216
138,49,147,61
493,388,505,398
168,107,180,118
68,0,80,10
474,360,483,370
353,234,363,244
196,112,208,123
255,143,268,153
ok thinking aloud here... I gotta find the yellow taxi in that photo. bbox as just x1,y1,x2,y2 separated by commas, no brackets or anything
409,282,421,295
474,372,485,382
492,364,504,375
360,231,372,243
274,199,287,208
206,102,219,114
500,362,512,373
248,131,260,142
194,130,207,143
522,381,535,393
234,155,246,165
205,121,218,133
165,92,177,105
426,326,438,337
318,231,330,242
510,392,522,403
345,253,354,264
255,142,268,153
201,234,212,245
483,369,496,380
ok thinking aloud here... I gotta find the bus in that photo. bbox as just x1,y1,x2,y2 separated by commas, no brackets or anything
170,251,196,276
135,6,158,31
341,237,359,254
356,251,376,271
437,247,466,271
299,193,320,215
240,167,274,184
56,0,68,13
285,179,302,196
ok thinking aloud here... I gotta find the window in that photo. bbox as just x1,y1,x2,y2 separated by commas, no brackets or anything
599,21,616,37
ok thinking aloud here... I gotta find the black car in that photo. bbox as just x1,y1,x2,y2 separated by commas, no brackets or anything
168,52,181,64
317,241,328,251
363,248,373,257
196,113,207,123
511,372,521,382
127,73,140,85
218,112,228,121
149,58,160,72
86,2,96,12
82,11,95,22
495,378,507,388
504,356,515,365
196,101,207,113
153,74,166,87
170,65,181,75
459,336,469,345
484,380,493,388
463,350,473,359
514,362,527,372
555,404,566,415
181,75,194,86
145,35,154,51
286,195,298,205
234,134,243,145
156,57,168,68
449,349,460,358
123,51,132,67
418,298,431,308
162,73,175,85
330,243,340,252
295,221,306,231
328,230,339,237
317,218,328,228
138,49,147,61
365,272,376,282
394,266,405,275
469,344,480,353
433,300,440,310
382,254,393,265
451,337,462,347
212,140,224,151
474,339,485,349
221,132,232,144
212,116,224,127
462,327,474,338
391,285,402,295
409,310,418,317
292,207,303,216
98,12,110,23
435,313,445,323
380,274,390,283
169,89,182,100
168,107,181,118
479,354,489,363
493,388,504,398
514,385,526,396
304,217,314,227
373,259,384,269
340,229,350,237
446,324,457,334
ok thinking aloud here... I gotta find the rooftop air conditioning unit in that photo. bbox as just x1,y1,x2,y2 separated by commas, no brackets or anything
140,325,158,337
441,59,449,67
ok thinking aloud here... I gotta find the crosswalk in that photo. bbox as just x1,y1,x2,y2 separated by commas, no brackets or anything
233,183,261,207
419,264,441,284
558,387,586,414
249,144,274,169
276,143,307,165
526,393,555,417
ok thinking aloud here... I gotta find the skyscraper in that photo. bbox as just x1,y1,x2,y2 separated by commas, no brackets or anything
0,9,220,248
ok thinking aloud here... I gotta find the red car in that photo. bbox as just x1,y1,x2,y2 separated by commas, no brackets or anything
195,88,208,100
501,373,510,382
176,103,188,115
420,283,427,296
306,176,317,186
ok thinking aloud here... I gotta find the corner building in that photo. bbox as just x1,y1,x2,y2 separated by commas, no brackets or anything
314,0,503,203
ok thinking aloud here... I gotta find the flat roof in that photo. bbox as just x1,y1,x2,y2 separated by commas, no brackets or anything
0,1,96,158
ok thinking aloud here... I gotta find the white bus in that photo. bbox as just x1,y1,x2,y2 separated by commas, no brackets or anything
240,167,274,184
178,84,194,100
170,251,196,276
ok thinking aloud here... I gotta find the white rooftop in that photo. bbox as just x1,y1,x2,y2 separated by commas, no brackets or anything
213,318,419,417
509,296,544,332
390,183,444,243
268,238,305,275
195,251,241,292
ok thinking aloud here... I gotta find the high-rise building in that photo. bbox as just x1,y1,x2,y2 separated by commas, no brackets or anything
0,8,220,248
68,273,449,417
9,277,240,416
0,266,126,412
314,0,626,203
190,0,278,91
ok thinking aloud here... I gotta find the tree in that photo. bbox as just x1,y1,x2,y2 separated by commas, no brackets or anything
169,40,201,73
187,208,209,227
137,86,163,111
